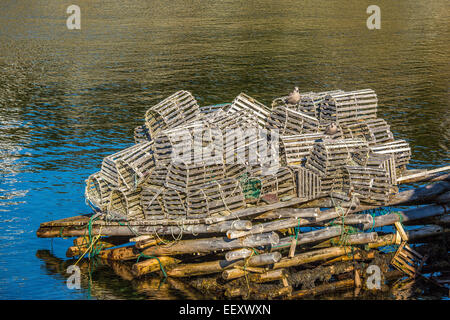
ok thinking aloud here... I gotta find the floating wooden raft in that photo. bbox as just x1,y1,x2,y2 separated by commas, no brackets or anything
133,125,151,144
100,141,155,189
304,139,370,193
319,89,378,125
280,133,325,166
265,107,320,135
144,90,200,139
370,139,411,168
340,118,394,146
85,172,112,211
226,93,272,128
108,187,144,220
343,166,391,206
186,177,246,218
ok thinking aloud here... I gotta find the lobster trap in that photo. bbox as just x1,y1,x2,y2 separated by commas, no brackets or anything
265,107,320,135
340,118,394,146
391,241,427,278
144,90,200,139
280,133,325,166
352,152,397,186
85,172,112,211
240,167,296,204
165,160,227,193
343,165,392,206
298,90,345,118
107,187,144,221
370,139,411,169
319,89,378,125
100,141,155,189
226,93,271,128
304,139,370,193
186,178,246,218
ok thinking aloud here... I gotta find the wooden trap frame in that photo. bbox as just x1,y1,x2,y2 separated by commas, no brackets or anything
298,90,344,118
370,139,412,170
292,165,322,200
100,141,155,189
391,222,427,278
340,118,394,146
265,106,320,136
280,133,325,166
304,139,370,193
107,187,144,221
240,167,296,204
144,90,200,139
164,159,227,193
319,89,378,125
85,172,112,211
226,93,272,128
141,185,167,220
352,152,397,186
342,165,392,206
186,178,246,218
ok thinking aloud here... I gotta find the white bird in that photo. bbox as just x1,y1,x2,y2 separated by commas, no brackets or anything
286,87,301,105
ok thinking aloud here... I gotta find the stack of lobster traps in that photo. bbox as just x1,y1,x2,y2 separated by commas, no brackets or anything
38,86,450,300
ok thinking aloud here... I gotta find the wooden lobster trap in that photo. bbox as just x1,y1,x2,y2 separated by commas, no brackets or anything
340,118,394,146
142,162,169,187
226,93,272,128
133,125,151,144
85,172,112,211
370,139,411,169
298,90,344,118
100,141,155,189
165,159,227,193
186,178,246,218
391,241,427,278
154,122,222,165
292,166,322,200
140,185,167,220
241,167,296,204
352,152,397,185
343,166,392,206
304,139,370,193
319,89,378,125
232,136,281,168
265,107,320,135
144,90,200,139
107,187,144,221
280,133,325,166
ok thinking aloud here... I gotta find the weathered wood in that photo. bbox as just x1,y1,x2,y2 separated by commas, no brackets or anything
132,256,181,277
397,166,450,184
141,232,279,256
249,269,287,283
167,252,282,277
225,248,253,261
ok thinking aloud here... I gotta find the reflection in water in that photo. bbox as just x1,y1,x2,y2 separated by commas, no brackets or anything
0,0,448,299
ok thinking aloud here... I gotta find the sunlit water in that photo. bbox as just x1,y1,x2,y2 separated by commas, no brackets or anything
0,0,448,299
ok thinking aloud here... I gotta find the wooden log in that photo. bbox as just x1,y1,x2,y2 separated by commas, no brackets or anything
142,232,279,257
386,181,450,206
310,232,378,250
248,269,286,283
290,278,355,298
97,245,141,261
167,252,282,277
225,248,253,261
272,226,344,250
132,256,181,277
362,204,449,230
254,208,319,220
222,268,248,280
397,166,450,184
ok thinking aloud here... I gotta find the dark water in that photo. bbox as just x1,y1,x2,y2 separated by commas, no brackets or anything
0,0,448,299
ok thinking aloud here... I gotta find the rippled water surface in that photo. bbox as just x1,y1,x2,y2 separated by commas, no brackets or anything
0,0,449,299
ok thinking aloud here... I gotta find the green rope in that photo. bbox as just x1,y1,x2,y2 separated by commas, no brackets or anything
137,253,167,278
239,173,262,199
